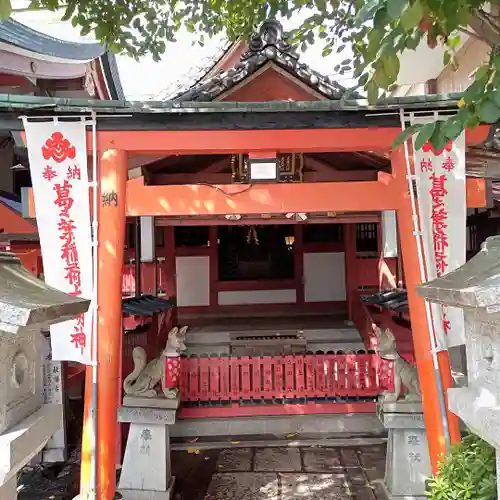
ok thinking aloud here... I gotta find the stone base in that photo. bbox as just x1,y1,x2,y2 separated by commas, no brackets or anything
0,403,61,486
378,409,431,499
377,480,427,500
119,477,176,500
118,422,172,494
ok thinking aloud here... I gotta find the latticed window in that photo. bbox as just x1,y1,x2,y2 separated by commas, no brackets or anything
356,223,378,254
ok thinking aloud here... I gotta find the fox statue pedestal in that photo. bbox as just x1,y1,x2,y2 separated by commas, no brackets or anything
377,401,431,500
117,396,179,500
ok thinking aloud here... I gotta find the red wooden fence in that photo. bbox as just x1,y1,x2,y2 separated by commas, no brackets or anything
178,353,394,404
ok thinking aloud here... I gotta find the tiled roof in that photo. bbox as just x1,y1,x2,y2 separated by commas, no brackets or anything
173,20,360,102
0,18,105,61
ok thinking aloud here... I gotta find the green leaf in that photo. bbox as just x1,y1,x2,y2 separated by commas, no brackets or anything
382,54,400,83
366,80,378,104
0,0,12,19
393,123,421,149
478,99,500,124
414,121,436,150
441,117,465,140
492,87,500,108
387,0,407,20
400,0,423,31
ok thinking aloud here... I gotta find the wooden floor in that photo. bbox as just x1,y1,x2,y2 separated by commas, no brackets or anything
179,313,366,355
183,314,350,334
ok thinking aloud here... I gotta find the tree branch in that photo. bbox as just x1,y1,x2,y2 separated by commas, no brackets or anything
458,26,492,45
469,12,500,47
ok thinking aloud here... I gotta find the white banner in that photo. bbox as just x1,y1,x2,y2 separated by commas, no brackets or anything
23,119,93,364
412,115,466,347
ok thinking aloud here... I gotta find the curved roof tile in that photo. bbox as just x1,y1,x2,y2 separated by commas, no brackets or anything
0,18,105,61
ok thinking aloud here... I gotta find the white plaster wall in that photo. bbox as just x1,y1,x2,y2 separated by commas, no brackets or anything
382,210,398,258
303,252,346,302
175,256,210,307
218,289,296,305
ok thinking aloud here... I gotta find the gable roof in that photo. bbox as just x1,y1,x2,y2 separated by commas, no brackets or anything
173,19,358,102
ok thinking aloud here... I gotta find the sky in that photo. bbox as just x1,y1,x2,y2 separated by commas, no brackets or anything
11,4,356,100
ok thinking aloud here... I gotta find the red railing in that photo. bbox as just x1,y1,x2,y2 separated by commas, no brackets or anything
179,353,394,403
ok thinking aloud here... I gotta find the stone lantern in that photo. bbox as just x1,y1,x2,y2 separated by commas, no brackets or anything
417,235,500,499
0,253,89,500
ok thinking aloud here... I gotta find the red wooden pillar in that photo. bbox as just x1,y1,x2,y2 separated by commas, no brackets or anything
96,149,127,499
344,224,357,321
392,147,460,473
80,149,128,499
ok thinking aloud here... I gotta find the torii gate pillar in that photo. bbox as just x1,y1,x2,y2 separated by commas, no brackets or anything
81,149,127,500
391,147,461,473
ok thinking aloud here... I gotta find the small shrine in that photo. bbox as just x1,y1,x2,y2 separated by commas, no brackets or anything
0,253,89,500
418,235,500,498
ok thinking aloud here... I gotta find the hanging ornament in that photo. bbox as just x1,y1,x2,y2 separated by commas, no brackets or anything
246,226,260,245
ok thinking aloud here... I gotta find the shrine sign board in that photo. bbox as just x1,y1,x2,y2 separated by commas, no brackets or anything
412,115,466,347
23,119,93,364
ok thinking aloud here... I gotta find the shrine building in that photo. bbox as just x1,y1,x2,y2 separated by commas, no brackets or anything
2,18,495,500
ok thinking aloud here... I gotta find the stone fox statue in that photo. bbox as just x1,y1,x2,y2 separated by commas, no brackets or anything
123,326,188,398
378,327,422,402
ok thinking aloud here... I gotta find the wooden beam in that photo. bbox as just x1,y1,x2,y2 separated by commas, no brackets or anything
151,169,378,184
96,128,404,154
125,177,399,216
25,176,487,218
155,213,381,226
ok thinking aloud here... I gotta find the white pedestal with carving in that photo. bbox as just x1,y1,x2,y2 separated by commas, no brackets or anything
378,401,431,500
118,397,179,500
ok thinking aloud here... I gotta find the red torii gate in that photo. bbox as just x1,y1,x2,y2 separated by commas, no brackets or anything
25,114,489,500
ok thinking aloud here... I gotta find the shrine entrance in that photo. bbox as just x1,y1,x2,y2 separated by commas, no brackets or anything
22,102,489,500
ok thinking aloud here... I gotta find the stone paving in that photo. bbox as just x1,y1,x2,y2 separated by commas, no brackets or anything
172,444,387,500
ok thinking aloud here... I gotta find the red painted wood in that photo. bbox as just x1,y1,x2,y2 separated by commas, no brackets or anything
346,354,357,396
220,357,230,400
274,358,285,399
215,279,297,292
179,353,391,404
295,355,306,397
263,357,273,397
253,357,262,399
189,358,200,401
200,358,210,400
315,355,326,397
241,357,251,399
231,357,240,400
285,357,295,398
179,402,377,419
337,356,347,397
211,358,221,399
305,355,315,395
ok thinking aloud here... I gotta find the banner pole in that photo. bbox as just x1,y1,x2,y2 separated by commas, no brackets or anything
399,108,451,455
89,111,99,500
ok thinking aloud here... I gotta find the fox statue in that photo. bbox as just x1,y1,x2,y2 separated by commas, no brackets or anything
123,326,188,398
378,327,421,403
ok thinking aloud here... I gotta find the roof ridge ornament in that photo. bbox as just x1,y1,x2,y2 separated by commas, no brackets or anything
242,19,299,61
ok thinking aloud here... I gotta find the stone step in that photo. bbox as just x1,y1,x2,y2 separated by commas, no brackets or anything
171,413,384,439
171,435,387,451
